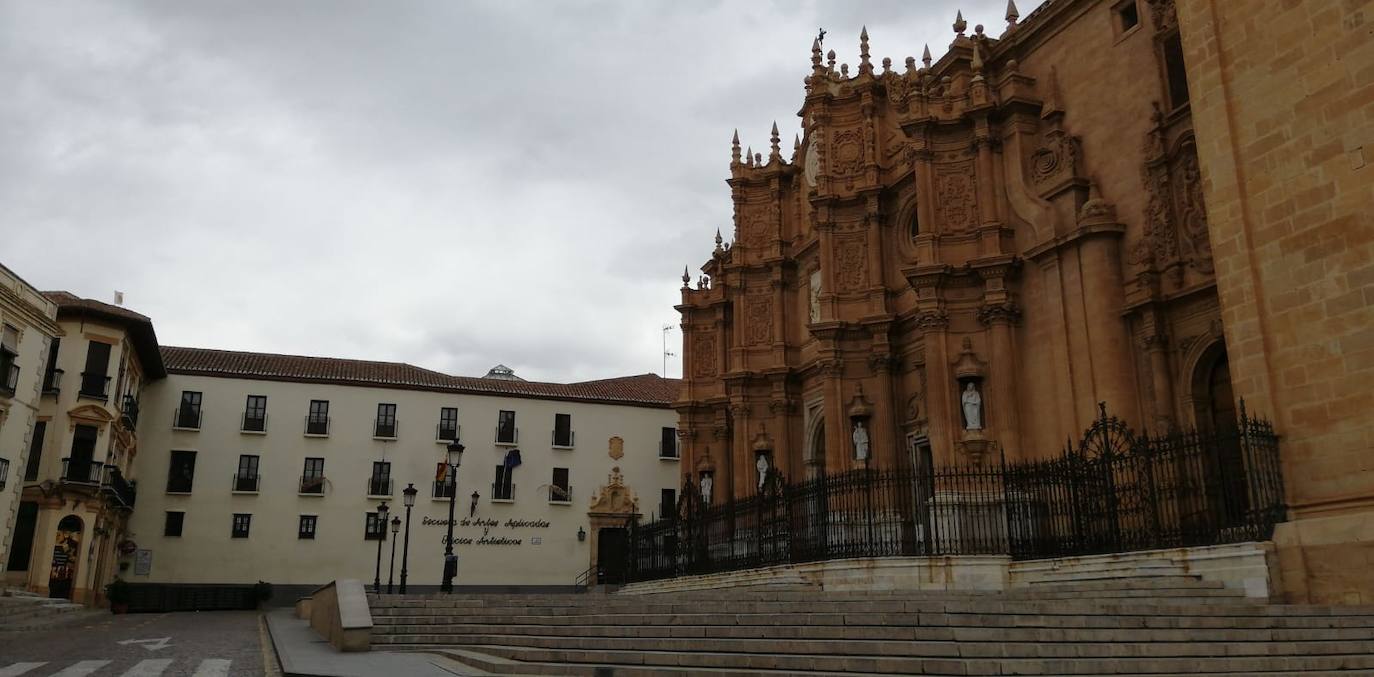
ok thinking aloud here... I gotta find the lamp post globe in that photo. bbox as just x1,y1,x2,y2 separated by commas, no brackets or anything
373,501,389,593
441,439,464,593
400,483,417,594
387,516,401,594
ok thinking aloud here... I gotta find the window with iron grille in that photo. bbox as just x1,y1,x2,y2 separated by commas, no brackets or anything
235,455,260,492
307,400,330,435
299,515,317,540
550,467,570,502
177,391,202,428
80,341,112,399
167,450,196,493
231,513,251,538
369,461,392,496
364,511,385,540
438,407,458,441
164,511,184,537
300,457,325,494
243,395,267,432
493,464,514,500
375,403,397,438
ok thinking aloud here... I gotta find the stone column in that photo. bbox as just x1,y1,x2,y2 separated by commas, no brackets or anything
980,306,1023,460
1144,333,1175,431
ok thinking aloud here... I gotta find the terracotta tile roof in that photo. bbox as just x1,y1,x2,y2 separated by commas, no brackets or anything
44,291,166,379
161,346,681,408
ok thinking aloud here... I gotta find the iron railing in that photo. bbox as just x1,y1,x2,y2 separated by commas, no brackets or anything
300,475,326,495
79,373,111,400
241,412,267,433
432,479,455,499
374,419,397,439
0,457,8,490
495,425,518,445
305,415,330,436
61,458,105,485
104,467,137,509
368,477,394,496
42,367,63,395
174,407,202,430
233,474,260,492
436,423,460,442
628,403,1285,583
121,394,140,429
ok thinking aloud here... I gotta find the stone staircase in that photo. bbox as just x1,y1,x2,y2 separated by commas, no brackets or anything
0,589,95,631
368,577,1374,675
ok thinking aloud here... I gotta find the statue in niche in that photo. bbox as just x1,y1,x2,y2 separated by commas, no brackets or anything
961,382,984,431
852,420,871,461
755,453,770,490
808,269,822,324
699,472,713,504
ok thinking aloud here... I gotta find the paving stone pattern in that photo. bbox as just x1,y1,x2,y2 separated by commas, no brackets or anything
369,577,1374,675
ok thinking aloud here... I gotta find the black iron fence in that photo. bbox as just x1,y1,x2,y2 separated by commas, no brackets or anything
628,403,1284,583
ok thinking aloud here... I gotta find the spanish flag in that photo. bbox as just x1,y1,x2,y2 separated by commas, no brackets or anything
435,462,447,483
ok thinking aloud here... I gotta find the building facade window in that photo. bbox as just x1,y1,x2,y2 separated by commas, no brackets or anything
298,515,317,540
167,450,196,493
553,413,573,448
176,391,203,429
0,324,18,397
374,403,397,438
1161,32,1190,109
41,336,61,394
80,341,112,400
550,467,570,503
0,457,9,490
660,488,676,520
493,464,515,501
437,407,459,441
364,511,385,540
1115,0,1139,33
306,399,330,435
300,457,325,494
660,427,678,458
235,454,260,492
231,513,251,538
369,461,392,496
23,420,46,481
64,425,100,483
164,511,185,537
242,395,267,432
496,410,517,444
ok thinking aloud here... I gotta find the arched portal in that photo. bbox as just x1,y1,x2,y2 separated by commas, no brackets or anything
48,515,83,600
1192,343,1235,431
1189,343,1248,527
806,417,826,479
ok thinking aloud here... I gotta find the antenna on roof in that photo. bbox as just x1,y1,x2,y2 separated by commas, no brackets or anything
662,324,677,378
113,291,125,306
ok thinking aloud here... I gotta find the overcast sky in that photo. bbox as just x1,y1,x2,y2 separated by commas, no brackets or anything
3,0,1033,383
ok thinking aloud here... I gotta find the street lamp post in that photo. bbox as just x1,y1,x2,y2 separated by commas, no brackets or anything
441,439,465,593
372,501,389,594
387,516,401,593
399,483,417,594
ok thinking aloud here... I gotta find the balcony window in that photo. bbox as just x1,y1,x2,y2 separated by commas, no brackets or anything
23,420,45,482
306,400,330,436
660,427,679,459
496,410,517,445
234,455,260,493
368,461,392,496
164,511,185,537
242,395,267,433
300,457,325,495
0,324,18,397
41,337,61,395
374,403,397,439
175,391,203,430
432,477,455,499
299,515,317,540
120,394,140,430
552,413,574,448
550,467,570,504
231,513,251,539
492,464,515,501
62,425,100,484
0,458,8,491
364,511,386,541
437,407,459,442
166,450,196,494
79,341,112,401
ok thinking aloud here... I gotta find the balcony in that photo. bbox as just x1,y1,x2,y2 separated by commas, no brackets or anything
0,458,8,490
165,475,194,494
367,477,393,497
79,372,111,401
1,362,17,398
299,475,325,495
61,458,105,485
104,467,136,510
241,412,267,434
659,439,680,460
373,419,397,439
304,415,330,437
431,480,455,499
491,482,515,502
435,423,460,443
42,368,63,396
494,426,519,446
232,474,260,493
120,394,140,430
552,430,575,449
173,407,202,431
549,484,572,504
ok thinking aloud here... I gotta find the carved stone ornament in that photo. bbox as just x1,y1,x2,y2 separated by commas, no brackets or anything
803,138,820,187
836,236,868,291
751,423,773,452
977,303,1022,326
952,337,987,380
744,296,773,345
740,206,770,248
935,161,978,232
1174,151,1214,273
1031,134,1081,187
588,466,639,515
692,332,717,377
831,128,865,177
608,436,624,461
1146,0,1177,32
846,382,875,420
915,309,950,331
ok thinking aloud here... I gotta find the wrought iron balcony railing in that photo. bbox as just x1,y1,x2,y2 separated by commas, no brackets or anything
79,372,111,400
61,458,105,485
552,430,575,448
436,423,460,442
241,412,267,433
305,415,330,436
42,368,63,395
432,479,455,499
367,477,393,496
299,475,326,495
174,407,202,430
121,394,140,430
233,474,260,493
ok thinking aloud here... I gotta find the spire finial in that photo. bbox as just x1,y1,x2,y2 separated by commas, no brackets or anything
826,49,836,71
953,10,967,35
682,266,690,288
922,44,933,68
881,56,891,74
1006,0,1020,26
769,122,781,160
811,37,823,70
840,63,849,78
858,26,872,75
731,129,742,166
745,146,754,168
794,133,801,151
715,228,723,249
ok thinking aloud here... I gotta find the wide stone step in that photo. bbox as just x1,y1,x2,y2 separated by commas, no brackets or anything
420,643,1374,675
370,620,1374,644
427,647,912,676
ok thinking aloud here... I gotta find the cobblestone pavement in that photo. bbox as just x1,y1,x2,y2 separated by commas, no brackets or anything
0,610,269,676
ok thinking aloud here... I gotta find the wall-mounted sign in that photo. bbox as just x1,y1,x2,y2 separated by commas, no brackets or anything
423,517,553,546
134,549,152,576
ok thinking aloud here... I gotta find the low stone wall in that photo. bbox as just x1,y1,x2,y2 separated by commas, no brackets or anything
306,579,372,652
619,542,1276,598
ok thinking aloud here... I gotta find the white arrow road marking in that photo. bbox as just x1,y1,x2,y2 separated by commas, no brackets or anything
190,659,231,677
118,659,174,677
0,663,47,677
49,661,111,677
116,637,172,651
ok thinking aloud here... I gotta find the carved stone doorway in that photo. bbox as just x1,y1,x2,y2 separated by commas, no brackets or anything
586,466,639,586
